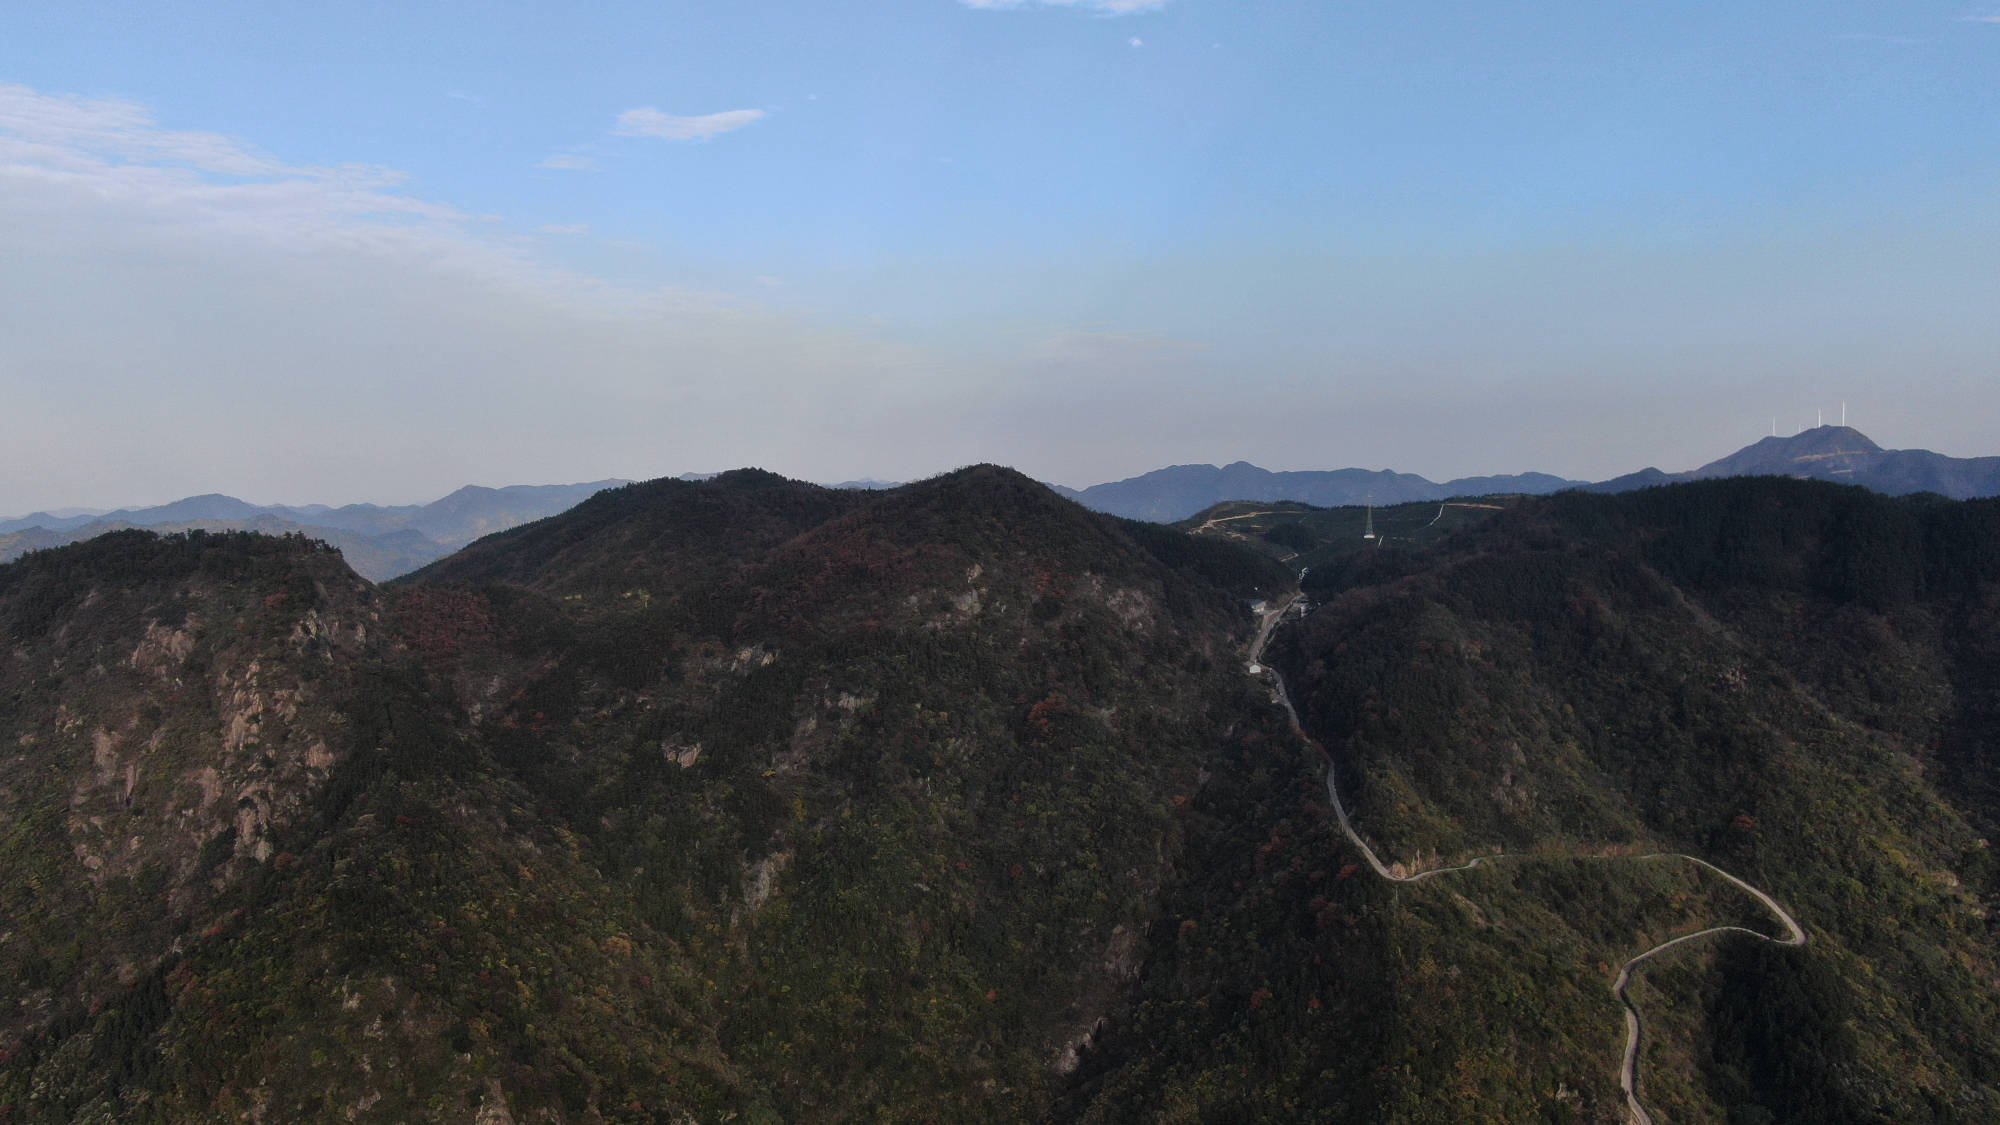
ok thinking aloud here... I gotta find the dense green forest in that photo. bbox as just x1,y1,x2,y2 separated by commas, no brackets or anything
2,474,1997,1121
1266,478,2000,1122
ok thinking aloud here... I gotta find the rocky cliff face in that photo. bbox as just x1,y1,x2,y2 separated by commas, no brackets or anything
2,533,389,1040
0,531,459,1125
0,473,1293,1123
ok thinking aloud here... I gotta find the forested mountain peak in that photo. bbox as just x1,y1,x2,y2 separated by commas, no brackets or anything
1,471,1291,1120
402,470,862,594
405,463,1229,602
6,480,2000,1122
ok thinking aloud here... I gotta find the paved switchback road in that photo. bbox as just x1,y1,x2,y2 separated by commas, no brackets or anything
1609,858,1805,1125
1247,602,1806,1124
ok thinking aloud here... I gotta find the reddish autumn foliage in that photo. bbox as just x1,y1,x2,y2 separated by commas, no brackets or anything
1026,692,1076,737
389,586,507,662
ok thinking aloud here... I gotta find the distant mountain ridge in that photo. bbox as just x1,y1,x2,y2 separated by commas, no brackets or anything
1053,462,1587,522
0,480,628,580
0,475,918,581
1578,426,2000,498
1690,425,2000,495
1063,426,2000,521
11,427,1995,571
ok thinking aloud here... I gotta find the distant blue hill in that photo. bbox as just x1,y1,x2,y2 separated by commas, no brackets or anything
0,494,263,535
1059,427,2000,522
1,480,627,580
1,475,900,578
1053,461,1585,522
1579,427,2000,500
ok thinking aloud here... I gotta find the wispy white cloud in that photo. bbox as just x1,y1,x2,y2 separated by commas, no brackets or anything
0,81,952,514
536,152,598,171
612,107,765,141
0,84,467,247
961,0,1172,13
538,222,590,236
0,82,747,319
0,83,342,180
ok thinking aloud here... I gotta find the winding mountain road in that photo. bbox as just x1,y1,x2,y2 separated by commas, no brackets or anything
1607,857,1805,1125
1193,510,1280,536
1248,600,1806,1124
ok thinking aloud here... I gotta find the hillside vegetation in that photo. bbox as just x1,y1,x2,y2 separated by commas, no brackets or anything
0,469,1293,1122
1257,478,2000,1122
2,473,1997,1122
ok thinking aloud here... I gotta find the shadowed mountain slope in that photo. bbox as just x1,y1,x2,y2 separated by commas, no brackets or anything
1241,478,2000,1122
0,469,1292,1122
404,468,869,595
6,473,1999,1123
389,466,1295,1119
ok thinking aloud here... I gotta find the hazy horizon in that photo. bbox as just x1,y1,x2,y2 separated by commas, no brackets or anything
0,418,1957,521
7,2,1998,514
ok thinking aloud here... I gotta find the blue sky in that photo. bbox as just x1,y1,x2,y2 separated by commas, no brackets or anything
3,1,1998,511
